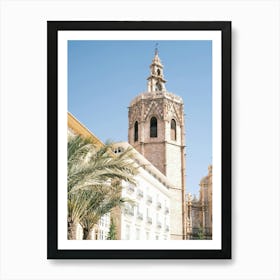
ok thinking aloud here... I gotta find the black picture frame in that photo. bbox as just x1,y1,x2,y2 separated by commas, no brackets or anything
47,21,231,259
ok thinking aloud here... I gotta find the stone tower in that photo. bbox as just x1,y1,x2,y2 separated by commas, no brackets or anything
128,49,186,239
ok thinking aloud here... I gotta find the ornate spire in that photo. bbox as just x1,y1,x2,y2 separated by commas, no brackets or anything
147,48,167,93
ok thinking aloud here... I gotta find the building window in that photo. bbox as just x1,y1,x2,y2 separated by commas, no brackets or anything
171,119,176,141
114,147,124,154
150,117,157,138
134,121,138,142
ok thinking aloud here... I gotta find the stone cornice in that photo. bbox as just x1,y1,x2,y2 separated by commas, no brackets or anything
129,91,183,107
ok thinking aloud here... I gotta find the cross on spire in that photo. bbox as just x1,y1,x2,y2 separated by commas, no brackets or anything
155,43,159,55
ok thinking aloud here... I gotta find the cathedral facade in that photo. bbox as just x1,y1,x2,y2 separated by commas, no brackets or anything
186,165,213,240
128,50,187,240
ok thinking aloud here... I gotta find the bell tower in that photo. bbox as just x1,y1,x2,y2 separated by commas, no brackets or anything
128,49,187,239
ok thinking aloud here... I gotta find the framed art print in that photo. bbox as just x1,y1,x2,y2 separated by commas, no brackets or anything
47,21,231,259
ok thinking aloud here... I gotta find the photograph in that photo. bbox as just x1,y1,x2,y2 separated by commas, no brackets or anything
47,21,231,259
67,40,212,241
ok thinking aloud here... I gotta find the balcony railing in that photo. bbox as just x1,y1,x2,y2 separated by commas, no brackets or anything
124,206,134,216
147,217,152,224
137,212,143,220
137,190,143,198
157,202,162,210
146,195,153,204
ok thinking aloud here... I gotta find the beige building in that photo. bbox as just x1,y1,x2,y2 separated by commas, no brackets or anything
186,165,212,239
128,50,187,239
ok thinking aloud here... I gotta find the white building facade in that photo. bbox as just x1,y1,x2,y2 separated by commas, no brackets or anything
113,142,172,240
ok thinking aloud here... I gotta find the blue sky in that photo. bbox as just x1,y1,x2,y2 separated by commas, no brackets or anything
68,40,212,197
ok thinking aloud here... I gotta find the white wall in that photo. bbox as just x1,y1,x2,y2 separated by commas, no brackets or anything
0,0,279,280
121,168,171,240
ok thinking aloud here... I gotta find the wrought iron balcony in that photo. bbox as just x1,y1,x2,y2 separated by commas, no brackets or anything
137,212,143,220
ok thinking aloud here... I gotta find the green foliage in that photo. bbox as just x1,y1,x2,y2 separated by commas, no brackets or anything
197,226,205,240
106,218,117,240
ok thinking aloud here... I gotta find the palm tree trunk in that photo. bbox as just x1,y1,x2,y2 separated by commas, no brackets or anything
68,220,78,240
83,227,94,240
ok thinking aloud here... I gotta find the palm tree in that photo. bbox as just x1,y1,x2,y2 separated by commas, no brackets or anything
80,181,133,240
67,135,137,240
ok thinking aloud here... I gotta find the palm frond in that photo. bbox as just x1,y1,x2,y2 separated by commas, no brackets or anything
67,135,139,237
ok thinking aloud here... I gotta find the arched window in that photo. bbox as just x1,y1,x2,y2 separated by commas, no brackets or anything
134,121,138,142
171,119,176,141
150,117,157,138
